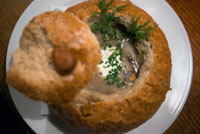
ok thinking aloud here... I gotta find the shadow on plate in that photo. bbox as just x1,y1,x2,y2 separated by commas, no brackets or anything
47,110,90,134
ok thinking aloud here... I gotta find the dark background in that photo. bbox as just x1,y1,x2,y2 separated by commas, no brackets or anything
0,95,25,133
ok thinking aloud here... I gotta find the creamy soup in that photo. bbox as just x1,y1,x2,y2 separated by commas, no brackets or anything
87,32,145,94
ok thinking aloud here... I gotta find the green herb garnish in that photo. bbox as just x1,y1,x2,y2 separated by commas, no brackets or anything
150,44,153,49
91,0,127,43
91,0,154,88
99,60,104,64
127,16,154,41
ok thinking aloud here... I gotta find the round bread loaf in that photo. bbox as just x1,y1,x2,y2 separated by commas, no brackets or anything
49,0,172,133
6,11,101,104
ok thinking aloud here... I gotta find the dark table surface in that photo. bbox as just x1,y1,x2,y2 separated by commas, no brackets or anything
0,0,200,133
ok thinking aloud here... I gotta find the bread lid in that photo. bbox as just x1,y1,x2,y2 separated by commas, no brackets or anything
6,11,101,104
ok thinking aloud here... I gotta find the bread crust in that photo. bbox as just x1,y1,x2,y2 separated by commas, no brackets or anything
6,12,101,104
50,0,171,133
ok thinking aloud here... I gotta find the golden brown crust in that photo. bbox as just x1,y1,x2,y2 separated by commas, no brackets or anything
50,0,172,133
6,11,101,104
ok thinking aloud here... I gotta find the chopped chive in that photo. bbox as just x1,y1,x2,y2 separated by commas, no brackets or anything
103,65,107,68
117,65,122,71
99,60,104,64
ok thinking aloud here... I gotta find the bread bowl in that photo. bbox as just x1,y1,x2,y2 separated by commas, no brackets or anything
6,11,101,104
49,0,172,133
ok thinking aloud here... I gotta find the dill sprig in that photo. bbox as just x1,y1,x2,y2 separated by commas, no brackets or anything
127,16,154,41
90,0,127,41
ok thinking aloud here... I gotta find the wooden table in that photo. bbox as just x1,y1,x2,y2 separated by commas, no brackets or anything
0,0,199,133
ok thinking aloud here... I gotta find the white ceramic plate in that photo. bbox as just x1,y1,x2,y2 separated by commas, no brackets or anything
6,0,193,134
